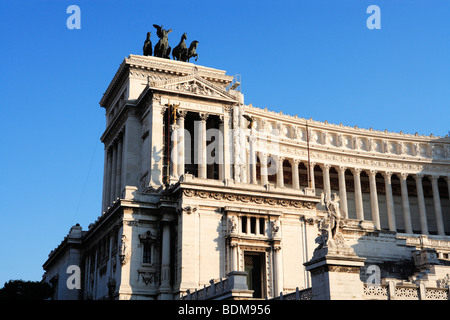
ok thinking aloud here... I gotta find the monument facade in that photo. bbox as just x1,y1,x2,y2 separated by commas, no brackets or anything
43,51,450,300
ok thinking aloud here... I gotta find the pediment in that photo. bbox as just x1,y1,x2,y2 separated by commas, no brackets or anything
150,74,238,102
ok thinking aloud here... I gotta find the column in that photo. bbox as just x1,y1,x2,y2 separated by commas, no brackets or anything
160,222,172,292
352,168,364,221
115,136,123,198
148,105,165,187
431,175,445,236
246,216,251,234
249,136,257,184
277,156,285,188
399,173,413,234
309,162,316,189
369,170,380,230
446,176,450,203
273,245,283,297
104,148,112,210
198,113,208,179
321,163,331,199
110,142,117,203
255,218,260,235
230,243,238,271
219,116,225,181
260,152,268,186
290,159,300,190
383,172,397,232
414,174,429,235
170,123,179,179
222,111,231,181
338,166,348,219
177,110,187,177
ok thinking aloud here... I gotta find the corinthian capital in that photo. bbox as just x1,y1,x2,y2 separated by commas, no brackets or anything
199,113,209,121
400,172,409,180
177,109,188,119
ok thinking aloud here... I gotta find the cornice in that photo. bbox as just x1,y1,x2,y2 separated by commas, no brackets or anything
100,59,128,108
245,104,449,141
125,54,233,85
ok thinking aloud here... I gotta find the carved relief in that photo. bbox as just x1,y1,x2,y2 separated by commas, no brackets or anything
181,189,317,209
119,235,129,266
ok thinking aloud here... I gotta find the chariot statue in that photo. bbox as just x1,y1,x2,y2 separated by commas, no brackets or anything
172,33,187,61
153,24,172,59
143,32,152,56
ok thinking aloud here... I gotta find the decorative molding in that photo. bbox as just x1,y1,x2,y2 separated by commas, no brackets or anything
181,189,317,209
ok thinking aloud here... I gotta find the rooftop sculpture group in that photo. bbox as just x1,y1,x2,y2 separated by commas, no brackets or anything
143,24,199,62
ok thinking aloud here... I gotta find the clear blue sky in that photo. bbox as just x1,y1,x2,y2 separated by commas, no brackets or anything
0,0,448,286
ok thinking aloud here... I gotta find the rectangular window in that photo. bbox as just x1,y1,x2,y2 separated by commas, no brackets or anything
241,216,247,233
143,243,152,264
259,218,265,235
250,217,256,234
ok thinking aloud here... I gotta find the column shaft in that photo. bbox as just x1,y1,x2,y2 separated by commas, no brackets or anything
250,136,257,184
222,113,231,180
277,157,285,188
260,153,268,185
369,170,380,229
274,247,283,296
338,166,348,219
110,143,117,202
309,162,315,189
160,222,171,290
431,175,445,236
322,164,331,199
353,168,364,220
447,177,450,201
384,172,397,232
291,160,300,189
414,175,429,235
198,113,208,179
177,111,186,177
399,174,413,233
231,244,238,271
104,149,112,210
115,137,123,198
170,124,179,179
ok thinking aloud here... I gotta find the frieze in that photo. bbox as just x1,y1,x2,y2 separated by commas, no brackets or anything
181,189,316,209
254,139,449,174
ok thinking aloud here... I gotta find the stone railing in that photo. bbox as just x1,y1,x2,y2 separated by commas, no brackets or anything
363,282,449,300
181,271,253,300
272,287,312,300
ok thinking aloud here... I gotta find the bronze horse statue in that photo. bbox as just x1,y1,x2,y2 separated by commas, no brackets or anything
185,40,199,62
143,32,152,56
172,33,187,61
153,24,172,59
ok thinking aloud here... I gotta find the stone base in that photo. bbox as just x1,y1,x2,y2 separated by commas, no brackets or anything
304,246,366,300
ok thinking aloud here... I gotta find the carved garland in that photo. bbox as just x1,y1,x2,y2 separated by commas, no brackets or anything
182,189,316,209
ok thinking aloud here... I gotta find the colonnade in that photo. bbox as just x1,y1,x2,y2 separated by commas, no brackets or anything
166,110,449,236
249,153,449,236
102,133,123,212
170,110,231,181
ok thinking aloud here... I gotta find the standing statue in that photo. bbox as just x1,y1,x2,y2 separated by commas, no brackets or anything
317,193,346,248
172,33,188,61
185,40,199,62
153,24,172,59
143,32,152,56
